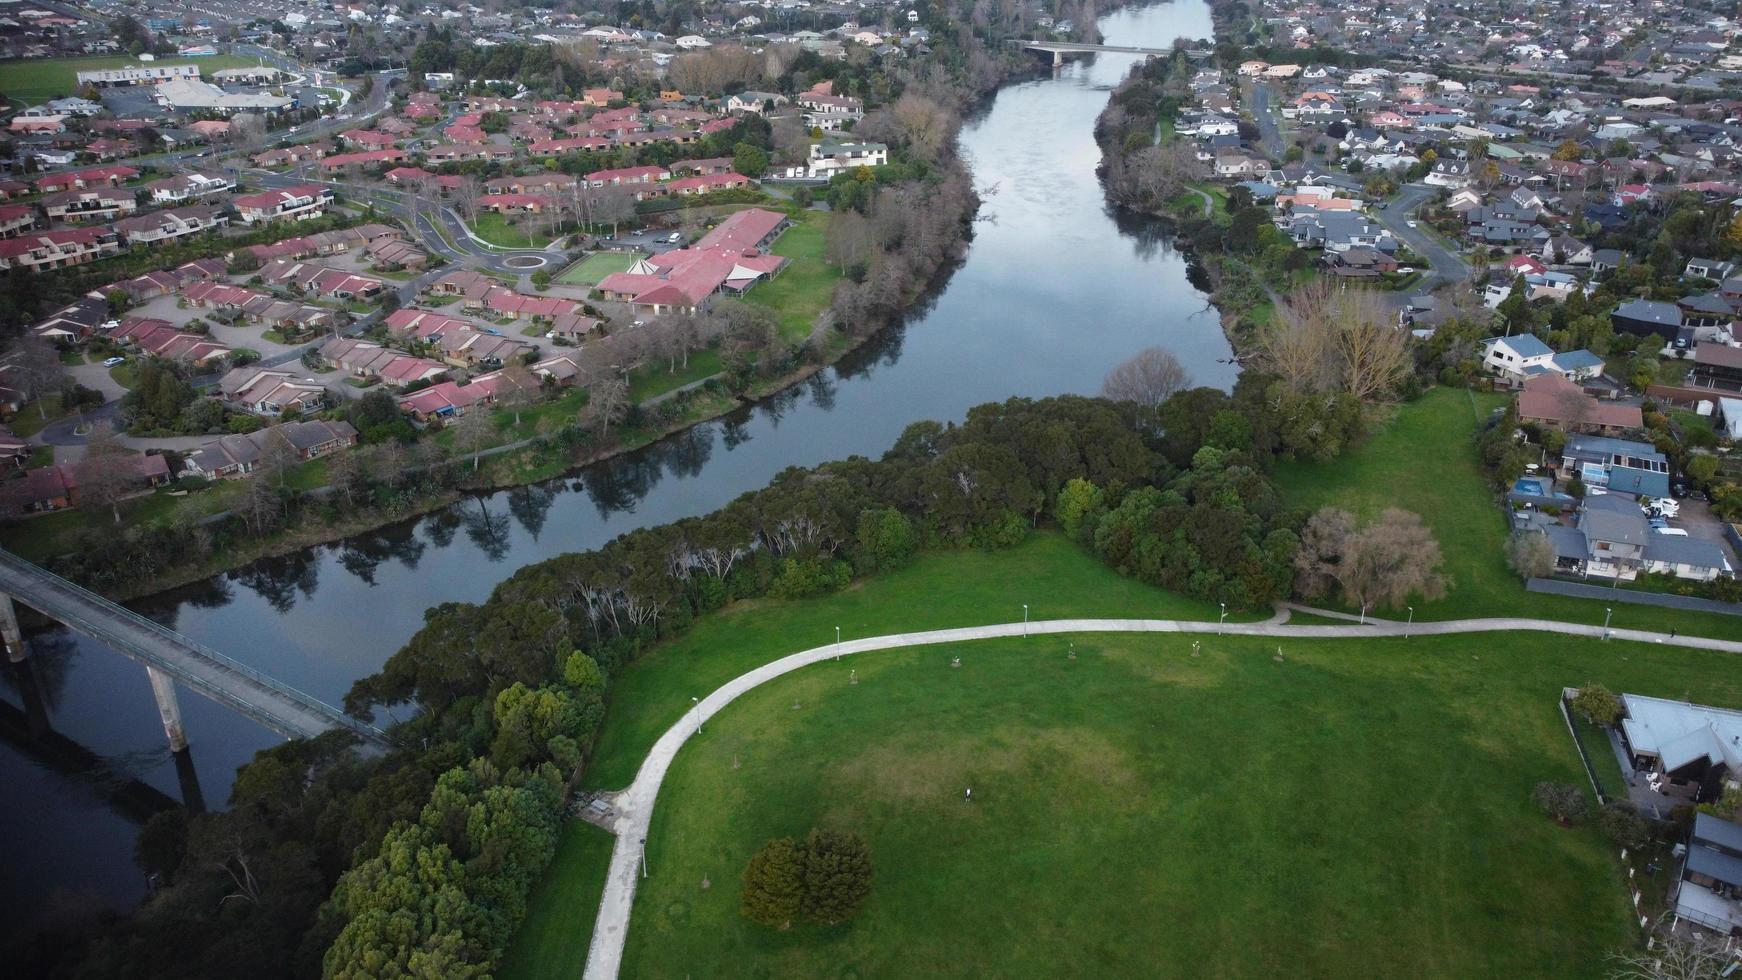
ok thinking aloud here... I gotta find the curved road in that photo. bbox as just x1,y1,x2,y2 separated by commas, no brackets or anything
580,612,1741,979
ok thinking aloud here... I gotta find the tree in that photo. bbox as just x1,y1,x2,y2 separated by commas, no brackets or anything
799,828,874,925
494,360,538,427
75,423,136,525
1552,139,1584,161
1294,507,1447,611
733,141,769,179
1608,918,1740,979
1531,781,1589,826
741,836,804,929
1100,346,1191,419
1506,532,1557,579
1260,282,1411,403
451,407,495,470
1596,801,1651,850
1571,684,1623,726
9,337,61,418
582,373,629,439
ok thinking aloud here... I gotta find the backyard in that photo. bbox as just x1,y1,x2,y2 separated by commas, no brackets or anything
469,211,555,249
0,55,258,103
745,210,840,343
1272,386,1742,636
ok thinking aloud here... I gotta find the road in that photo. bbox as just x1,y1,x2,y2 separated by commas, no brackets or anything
578,611,1742,980
1371,183,1471,293
1248,82,1286,160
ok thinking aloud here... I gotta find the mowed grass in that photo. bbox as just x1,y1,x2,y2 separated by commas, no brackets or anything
616,630,1742,978
1272,386,1742,636
558,251,641,285
470,211,553,249
499,821,615,980
580,532,1254,793
0,55,257,102
745,210,841,343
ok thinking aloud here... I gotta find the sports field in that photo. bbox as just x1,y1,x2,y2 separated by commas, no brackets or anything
0,55,258,103
558,250,641,285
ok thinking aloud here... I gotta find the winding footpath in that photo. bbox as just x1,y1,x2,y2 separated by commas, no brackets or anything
579,612,1742,979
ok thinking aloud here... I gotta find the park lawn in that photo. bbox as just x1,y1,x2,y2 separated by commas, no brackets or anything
499,821,616,980
1272,387,1742,637
745,210,840,343
0,54,257,102
581,532,1260,793
559,251,641,285
612,629,1742,978
470,211,553,249
627,349,721,402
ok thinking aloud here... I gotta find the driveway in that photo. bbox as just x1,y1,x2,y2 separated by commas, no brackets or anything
1373,183,1471,292
66,360,127,402
1674,497,1740,571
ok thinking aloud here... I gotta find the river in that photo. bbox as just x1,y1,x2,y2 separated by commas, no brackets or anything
0,0,1224,933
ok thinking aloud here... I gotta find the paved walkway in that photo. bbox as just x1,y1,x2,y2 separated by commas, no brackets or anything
579,614,1742,980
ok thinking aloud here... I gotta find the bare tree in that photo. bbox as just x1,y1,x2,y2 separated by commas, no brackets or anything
74,423,134,525
1608,919,1739,980
582,373,629,438
450,406,495,470
1506,532,1557,579
494,360,538,426
1294,507,1447,612
1100,346,1192,416
1261,281,1410,403
258,427,299,488
229,112,268,152
7,337,62,418
824,210,875,271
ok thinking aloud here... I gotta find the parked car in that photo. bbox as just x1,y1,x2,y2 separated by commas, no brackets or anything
1648,497,1680,518
1653,528,1689,537
667,232,683,244
102,356,126,367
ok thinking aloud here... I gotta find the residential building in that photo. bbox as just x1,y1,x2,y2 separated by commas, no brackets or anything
217,367,327,416
1517,373,1641,435
233,185,335,224
184,420,359,479
1672,813,1742,936
1481,335,1604,384
1618,694,1742,804
808,139,888,177
1561,435,1671,500
0,228,122,271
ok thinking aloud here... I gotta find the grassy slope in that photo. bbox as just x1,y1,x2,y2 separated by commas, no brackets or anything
581,532,1252,792
470,211,552,249
499,821,616,980
619,629,1741,978
1272,387,1742,636
0,54,257,102
745,210,840,343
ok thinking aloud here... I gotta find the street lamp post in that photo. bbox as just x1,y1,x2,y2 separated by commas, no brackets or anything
691,696,702,734
640,837,648,879
1218,602,1226,635
1023,604,1029,638
1407,606,1414,638
1603,607,1612,640
1359,602,1368,626
835,625,841,660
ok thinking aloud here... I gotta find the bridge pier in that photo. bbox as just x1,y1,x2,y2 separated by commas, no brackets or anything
145,665,188,752
1054,49,1064,69
0,592,28,662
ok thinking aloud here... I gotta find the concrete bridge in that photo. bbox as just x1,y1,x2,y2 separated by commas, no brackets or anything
1020,41,1174,66
0,549,394,754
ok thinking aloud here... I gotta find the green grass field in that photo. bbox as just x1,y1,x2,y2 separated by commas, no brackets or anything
1272,387,1742,636
499,822,615,980
558,251,641,285
0,55,258,103
746,210,841,343
607,627,1742,978
470,211,554,249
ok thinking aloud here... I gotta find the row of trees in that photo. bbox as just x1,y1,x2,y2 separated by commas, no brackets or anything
741,829,875,930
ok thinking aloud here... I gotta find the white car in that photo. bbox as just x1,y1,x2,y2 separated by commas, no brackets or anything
102,356,126,367
1649,497,1680,517
1653,527,1689,537
1406,220,1418,227
667,232,682,244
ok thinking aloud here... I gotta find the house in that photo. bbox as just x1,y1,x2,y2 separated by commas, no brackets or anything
1618,694,1742,804
1576,493,1653,579
1591,249,1626,274
1610,298,1685,341
1692,343,1742,392
217,367,327,416
0,228,122,272
233,185,335,224
1481,335,1604,384
145,171,234,204
1285,212,1395,253
1687,257,1737,281
318,338,446,387
808,139,887,178
1561,435,1672,500
1672,813,1742,936
184,420,359,479
42,186,139,224
0,204,36,239
113,206,229,246
1213,149,1271,178
726,91,787,114
1517,373,1642,435
594,208,790,315
1322,247,1396,278
0,456,169,516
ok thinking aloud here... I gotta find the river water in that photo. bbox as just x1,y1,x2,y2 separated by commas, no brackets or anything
0,1,1222,930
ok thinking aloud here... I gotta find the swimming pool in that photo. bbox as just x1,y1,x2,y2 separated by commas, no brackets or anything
1514,477,1550,496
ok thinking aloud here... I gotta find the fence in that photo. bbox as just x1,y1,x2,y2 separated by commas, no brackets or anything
1526,577,1742,618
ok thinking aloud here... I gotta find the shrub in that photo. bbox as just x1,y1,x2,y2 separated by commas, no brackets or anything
1597,801,1651,850
1570,684,1622,726
769,557,852,600
741,829,874,930
1532,781,1589,826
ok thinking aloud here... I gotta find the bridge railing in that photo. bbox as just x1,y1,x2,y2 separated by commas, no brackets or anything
0,550,395,747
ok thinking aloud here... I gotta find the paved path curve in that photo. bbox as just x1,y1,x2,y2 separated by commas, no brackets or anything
580,614,1741,979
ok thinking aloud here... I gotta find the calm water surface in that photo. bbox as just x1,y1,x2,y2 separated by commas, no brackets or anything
0,0,1224,927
